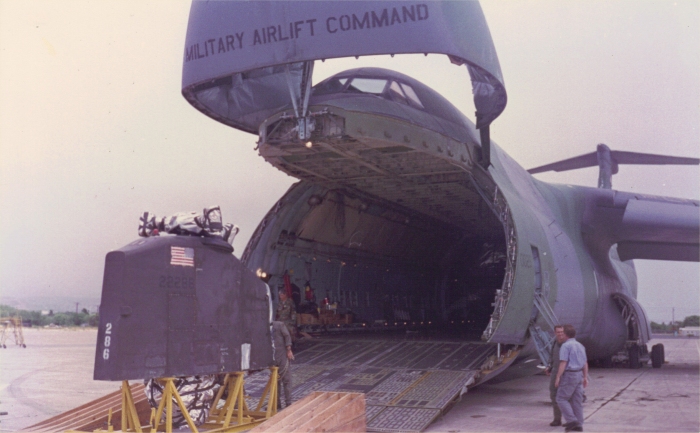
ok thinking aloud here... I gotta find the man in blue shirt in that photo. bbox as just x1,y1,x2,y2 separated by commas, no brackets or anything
554,324,589,432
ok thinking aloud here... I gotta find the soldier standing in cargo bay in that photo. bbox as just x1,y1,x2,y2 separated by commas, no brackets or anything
276,289,297,342
271,321,295,408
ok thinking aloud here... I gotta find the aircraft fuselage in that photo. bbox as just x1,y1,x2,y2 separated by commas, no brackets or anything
242,68,645,362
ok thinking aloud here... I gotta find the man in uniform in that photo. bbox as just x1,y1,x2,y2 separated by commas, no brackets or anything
276,289,297,343
555,324,589,432
271,321,294,408
545,325,565,426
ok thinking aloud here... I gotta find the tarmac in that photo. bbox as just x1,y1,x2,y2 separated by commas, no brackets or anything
426,335,700,432
0,329,698,432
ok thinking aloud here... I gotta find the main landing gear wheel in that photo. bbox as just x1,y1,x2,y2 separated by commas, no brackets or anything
628,343,641,369
651,343,664,368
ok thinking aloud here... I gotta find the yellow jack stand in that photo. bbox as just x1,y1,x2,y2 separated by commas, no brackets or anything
202,367,279,433
120,381,143,432
87,368,280,433
150,378,199,433
113,368,280,433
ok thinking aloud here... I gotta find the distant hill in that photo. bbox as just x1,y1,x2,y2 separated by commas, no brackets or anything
0,295,101,314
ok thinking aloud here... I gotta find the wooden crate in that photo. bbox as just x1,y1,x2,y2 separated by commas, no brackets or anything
321,313,353,325
298,313,320,325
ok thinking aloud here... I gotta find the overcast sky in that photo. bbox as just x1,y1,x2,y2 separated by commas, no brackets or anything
0,0,698,322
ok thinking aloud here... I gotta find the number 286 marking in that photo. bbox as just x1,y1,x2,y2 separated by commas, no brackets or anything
102,323,112,360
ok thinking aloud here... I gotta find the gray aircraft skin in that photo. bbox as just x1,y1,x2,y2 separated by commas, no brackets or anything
181,0,699,378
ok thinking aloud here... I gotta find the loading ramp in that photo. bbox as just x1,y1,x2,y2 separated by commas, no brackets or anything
244,337,518,432
20,383,150,432
21,337,517,432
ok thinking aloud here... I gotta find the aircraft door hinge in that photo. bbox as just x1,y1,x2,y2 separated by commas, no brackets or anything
297,117,315,141
300,61,314,118
284,61,316,142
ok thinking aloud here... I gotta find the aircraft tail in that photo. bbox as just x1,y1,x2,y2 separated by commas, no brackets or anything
527,143,699,189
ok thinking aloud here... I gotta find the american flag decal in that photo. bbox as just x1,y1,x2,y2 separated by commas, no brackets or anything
170,246,194,267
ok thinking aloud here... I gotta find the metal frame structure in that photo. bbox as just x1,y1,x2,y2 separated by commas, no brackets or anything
0,316,26,348
469,172,518,341
202,368,279,433
88,368,279,433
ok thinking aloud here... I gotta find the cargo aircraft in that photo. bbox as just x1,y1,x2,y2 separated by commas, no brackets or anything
179,0,698,365
95,1,698,430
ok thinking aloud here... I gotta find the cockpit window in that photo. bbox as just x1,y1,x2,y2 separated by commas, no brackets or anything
312,75,424,110
312,77,348,96
347,78,387,94
400,83,424,109
388,81,409,105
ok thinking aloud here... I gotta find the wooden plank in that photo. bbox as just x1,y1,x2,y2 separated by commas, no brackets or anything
277,393,353,432
276,392,331,419
23,387,125,429
36,397,151,432
251,393,337,432
250,393,325,432
250,392,365,433
283,392,347,421
294,393,364,432
20,383,151,432
328,413,367,433
34,398,125,431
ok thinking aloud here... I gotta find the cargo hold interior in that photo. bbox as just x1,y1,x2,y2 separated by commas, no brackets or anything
243,178,508,340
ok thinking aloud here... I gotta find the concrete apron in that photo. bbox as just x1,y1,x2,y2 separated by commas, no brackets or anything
426,336,699,432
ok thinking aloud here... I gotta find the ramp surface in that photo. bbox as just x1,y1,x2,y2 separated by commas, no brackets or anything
244,338,496,432
20,382,150,432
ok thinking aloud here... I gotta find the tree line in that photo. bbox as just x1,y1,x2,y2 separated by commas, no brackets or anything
2,303,696,331
0,304,99,327
650,315,699,332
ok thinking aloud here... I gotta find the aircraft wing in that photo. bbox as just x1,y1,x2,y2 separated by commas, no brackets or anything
583,190,700,262
616,198,699,261
527,152,598,174
611,151,699,166
528,150,699,174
